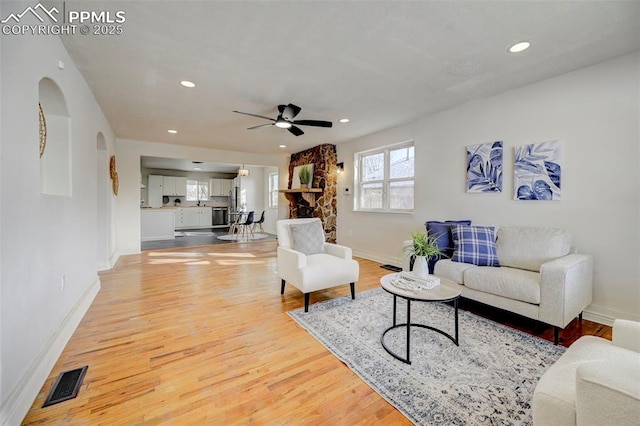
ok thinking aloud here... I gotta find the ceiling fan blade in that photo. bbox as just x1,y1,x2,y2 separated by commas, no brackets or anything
232,110,275,122
292,119,333,128
288,125,304,136
247,123,274,130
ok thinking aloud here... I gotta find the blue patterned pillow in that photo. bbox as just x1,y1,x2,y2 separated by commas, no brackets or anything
425,220,472,273
451,225,500,267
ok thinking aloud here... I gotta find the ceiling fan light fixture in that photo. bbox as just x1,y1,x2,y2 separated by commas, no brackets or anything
275,120,292,129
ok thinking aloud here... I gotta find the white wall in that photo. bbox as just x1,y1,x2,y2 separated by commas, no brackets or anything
115,139,286,254
337,52,640,324
0,8,116,423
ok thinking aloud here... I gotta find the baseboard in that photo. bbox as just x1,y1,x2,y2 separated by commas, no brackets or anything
583,303,640,327
0,278,101,426
108,249,120,269
352,249,404,270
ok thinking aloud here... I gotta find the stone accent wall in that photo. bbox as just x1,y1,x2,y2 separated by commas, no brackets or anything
288,144,338,243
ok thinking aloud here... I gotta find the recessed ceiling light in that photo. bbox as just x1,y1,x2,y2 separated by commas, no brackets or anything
193,167,201,171
180,80,196,88
508,41,530,53
339,118,350,123
167,129,177,134
279,145,286,148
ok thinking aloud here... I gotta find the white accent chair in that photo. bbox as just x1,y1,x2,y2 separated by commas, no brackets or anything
277,218,359,312
533,319,640,426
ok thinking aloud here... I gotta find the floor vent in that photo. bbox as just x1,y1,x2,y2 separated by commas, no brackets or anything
380,264,402,272
42,366,88,407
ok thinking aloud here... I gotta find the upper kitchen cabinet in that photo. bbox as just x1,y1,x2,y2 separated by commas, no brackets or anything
163,176,187,196
209,178,232,197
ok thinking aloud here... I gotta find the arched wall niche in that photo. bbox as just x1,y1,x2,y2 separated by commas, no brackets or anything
39,77,71,196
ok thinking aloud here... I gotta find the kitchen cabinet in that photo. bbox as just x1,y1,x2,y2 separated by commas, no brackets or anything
175,207,212,229
148,175,164,208
141,209,175,241
163,176,187,196
209,178,232,197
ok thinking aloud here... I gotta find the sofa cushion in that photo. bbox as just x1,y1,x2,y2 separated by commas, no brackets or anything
464,266,541,304
497,227,572,272
434,258,477,284
289,220,325,255
451,225,500,267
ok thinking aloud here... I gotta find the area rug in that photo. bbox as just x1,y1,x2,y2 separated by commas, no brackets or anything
216,233,270,241
175,231,219,237
288,287,565,425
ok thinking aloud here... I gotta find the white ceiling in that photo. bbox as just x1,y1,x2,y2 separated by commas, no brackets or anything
52,1,640,157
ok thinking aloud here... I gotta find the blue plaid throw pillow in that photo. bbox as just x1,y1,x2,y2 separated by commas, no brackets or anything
451,225,500,267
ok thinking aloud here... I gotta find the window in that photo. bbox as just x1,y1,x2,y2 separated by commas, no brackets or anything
186,180,209,201
269,172,279,207
355,141,414,211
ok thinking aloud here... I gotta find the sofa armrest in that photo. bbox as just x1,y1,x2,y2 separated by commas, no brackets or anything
323,243,352,260
575,360,640,426
539,254,593,328
277,246,307,281
613,319,640,353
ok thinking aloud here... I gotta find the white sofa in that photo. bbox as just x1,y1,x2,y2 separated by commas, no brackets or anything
431,227,593,344
533,319,640,425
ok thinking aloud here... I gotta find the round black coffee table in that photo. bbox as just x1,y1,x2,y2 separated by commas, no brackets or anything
380,273,461,364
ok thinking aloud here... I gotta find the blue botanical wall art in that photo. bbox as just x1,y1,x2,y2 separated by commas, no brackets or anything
466,141,503,193
514,140,562,201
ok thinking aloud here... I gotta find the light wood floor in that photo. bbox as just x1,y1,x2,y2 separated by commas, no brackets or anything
23,241,611,425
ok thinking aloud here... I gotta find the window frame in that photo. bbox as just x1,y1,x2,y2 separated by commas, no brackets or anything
268,172,279,208
186,179,209,202
354,140,415,213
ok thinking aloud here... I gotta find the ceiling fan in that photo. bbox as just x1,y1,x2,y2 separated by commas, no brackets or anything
233,103,332,136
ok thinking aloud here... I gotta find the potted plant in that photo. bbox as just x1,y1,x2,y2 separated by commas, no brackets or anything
298,165,312,188
403,230,441,279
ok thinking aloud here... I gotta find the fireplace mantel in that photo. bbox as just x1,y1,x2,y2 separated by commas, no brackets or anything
279,188,322,206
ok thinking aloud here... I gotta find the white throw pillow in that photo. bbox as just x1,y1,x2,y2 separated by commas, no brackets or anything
289,221,325,255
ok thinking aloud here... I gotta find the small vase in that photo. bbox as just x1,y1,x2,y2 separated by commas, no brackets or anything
300,183,308,189
413,255,430,279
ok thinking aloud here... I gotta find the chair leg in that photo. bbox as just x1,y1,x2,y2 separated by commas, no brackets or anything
350,282,355,299
280,279,285,295
304,293,310,312
554,326,560,345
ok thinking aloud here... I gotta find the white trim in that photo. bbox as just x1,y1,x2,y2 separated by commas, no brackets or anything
352,249,404,270
0,279,101,426
108,249,120,269
583,303,640,326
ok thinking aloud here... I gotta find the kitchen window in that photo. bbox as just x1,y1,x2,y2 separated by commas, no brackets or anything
355,141,415,212
186,180,209,201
